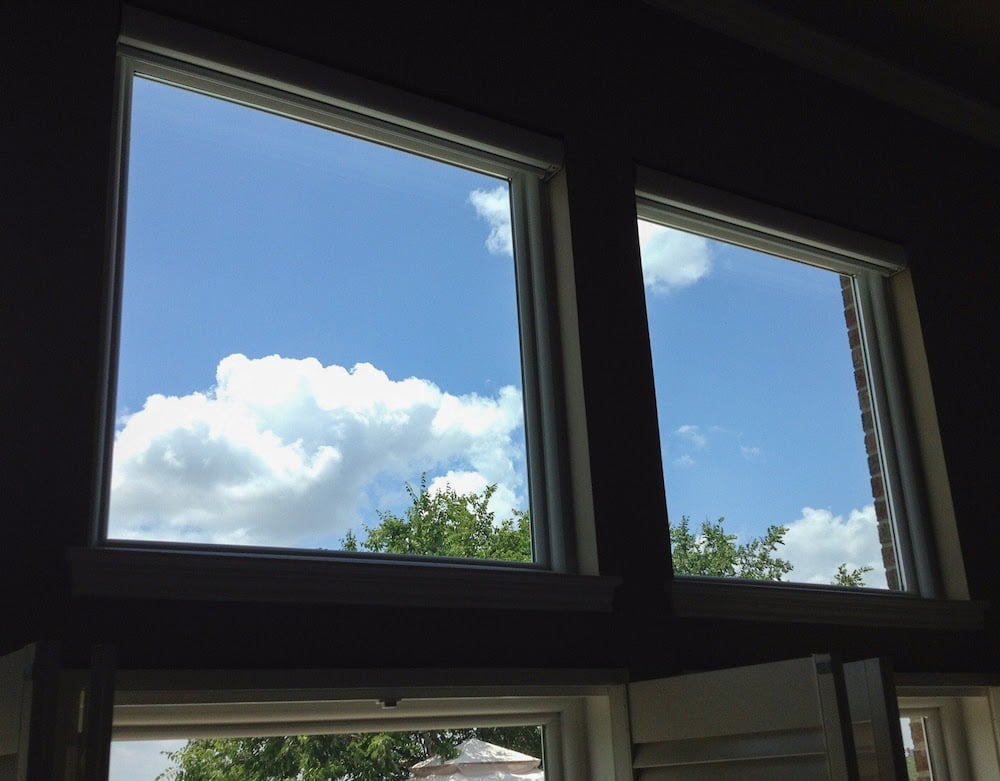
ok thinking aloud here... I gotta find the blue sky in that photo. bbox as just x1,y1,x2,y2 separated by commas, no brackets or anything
109,76,526,550
638,221,884,587
109,75,886,583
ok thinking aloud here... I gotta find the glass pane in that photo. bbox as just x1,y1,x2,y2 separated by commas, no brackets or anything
901,716,934,780
110,727,545,780
639,219,895,588
107,76,530,560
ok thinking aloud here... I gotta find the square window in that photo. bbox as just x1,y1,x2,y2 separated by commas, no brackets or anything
99,54,561,567
637,178,932,593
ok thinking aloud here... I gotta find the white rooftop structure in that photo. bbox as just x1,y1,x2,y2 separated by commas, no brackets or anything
409,737,543,780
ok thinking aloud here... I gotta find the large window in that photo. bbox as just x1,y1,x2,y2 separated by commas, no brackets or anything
102,674,614,781
111,726,547,780
637,171,939,595
99,50,566,568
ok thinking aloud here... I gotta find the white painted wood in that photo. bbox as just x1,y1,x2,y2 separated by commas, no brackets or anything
629,658,824,743
635,167,905,275
0,643,66,781
0,645,33,776
627,656,862,780
0,646,31,758
119,7,562,176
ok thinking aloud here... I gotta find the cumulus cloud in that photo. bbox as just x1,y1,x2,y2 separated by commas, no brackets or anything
781,505,886,587
109,354,525,548
110,740,185,781
427,470,520,522
675,424,708,449
637,219,712,294
469,186,513,256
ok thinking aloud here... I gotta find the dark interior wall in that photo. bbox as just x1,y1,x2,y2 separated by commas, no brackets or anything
2,0,996,675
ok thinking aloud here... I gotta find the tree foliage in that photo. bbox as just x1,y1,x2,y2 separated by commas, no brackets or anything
669,516,794,581
832,562,874,587
160,727,542,781
342,476,531,562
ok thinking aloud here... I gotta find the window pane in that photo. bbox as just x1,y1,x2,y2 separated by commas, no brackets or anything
107,76,530,560
110,728,546,780
639,219,895,588
901,716,934,780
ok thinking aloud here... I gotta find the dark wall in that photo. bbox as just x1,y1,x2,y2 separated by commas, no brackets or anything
2,0,996,676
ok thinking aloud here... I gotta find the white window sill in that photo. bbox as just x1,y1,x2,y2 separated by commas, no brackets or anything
670,577,987,629
67,546,619,612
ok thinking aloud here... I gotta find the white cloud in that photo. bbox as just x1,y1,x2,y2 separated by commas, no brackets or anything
469,186,513,256
673,454,696,467
637,220,712,294
739,444,763,461
675,424,707,449
109,354,526,548
781,505,886,587
110,740,185,781
427,470,520,522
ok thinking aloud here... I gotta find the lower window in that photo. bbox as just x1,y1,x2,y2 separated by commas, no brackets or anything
111,725,546,780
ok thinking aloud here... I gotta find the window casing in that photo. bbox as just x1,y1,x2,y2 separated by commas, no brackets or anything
636,167,962,605
896,687,1000,780
101,51,556,559
75,9,610,610
105,671,629,781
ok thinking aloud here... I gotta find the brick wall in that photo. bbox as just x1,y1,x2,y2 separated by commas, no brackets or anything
908,717,933,780
840,276,900,590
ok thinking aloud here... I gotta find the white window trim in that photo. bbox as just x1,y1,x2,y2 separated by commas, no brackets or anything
110,668,632,781
897,682,1000,780
636,166,980,626
79,8,613,609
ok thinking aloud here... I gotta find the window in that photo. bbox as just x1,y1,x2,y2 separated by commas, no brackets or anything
111,725,548,780
97,45,571,570
102,671,623,781
900,713,936,779
637,169,944,597
896,687,1000,779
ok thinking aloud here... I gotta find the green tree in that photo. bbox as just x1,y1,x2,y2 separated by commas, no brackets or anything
669,516,873,587
669,516,794,581
832,562,875,587
342,476,531,562
160,727,542,781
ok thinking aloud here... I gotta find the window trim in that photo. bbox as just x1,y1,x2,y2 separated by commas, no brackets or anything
80,8,615,608
636,166,976,620
109,668,631,781
896,682,1000,780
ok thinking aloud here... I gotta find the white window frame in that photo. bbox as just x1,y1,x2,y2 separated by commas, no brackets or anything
636,166,981,627
71,7,612,612
897,684,1000,780
109,669,631,781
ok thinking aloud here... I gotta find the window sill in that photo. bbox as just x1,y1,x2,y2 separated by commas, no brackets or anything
67,547,619,612
670,578,987,629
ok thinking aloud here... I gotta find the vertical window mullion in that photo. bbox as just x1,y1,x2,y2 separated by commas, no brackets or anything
511,172,575,573
95,55,137,548
857,272,942,598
